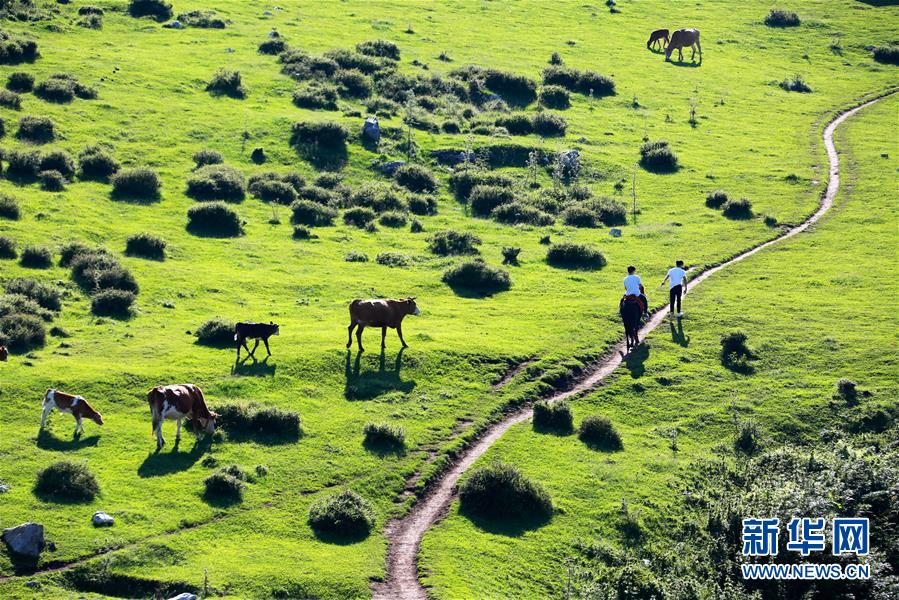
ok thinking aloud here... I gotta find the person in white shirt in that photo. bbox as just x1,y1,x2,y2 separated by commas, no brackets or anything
621,265,648,317
659,260,688,318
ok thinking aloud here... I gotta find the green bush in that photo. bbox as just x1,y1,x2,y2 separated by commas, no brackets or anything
252,179,297,205
0,88,20,110
58,242,95,268
734,420,762,455
375,252,410,267
0,31,38,65
215,402,301,439
39,150,76,180
427,230,481,255
764,8,800,27
313,173,342,189
308,489,375,538
459,462,552,520
0,194,19,220
335,69,372,99
39,170,65,191
542,65,615,96
125,233,166,260
177,9,226,28
407,194,437,216
0,235,16,259
394,163,437,194
186,164,246,202
639,140,679,172
343,206,376,227
356,39,400,60
837,378,858,404
187,202,243,236
470,185,515,217
546,242,606,270
720,331,755,373
206,68,246,99
290,121,348,150
5,149,41,179
532,111,567,137
204,470,244,503
490,201,554,226
19,245,51,268
258,37,287,55
344,250,368,262
5,278,61,310
325,49,385,74
192,149,223,167
705,189,728,209
297,186,339,206
77,14,103,29
532,400,573,433
0,294,52,321
442,259,511,294
363,422,405,449
111,168,161,200
495,113,533,135
128,0,172,21
16,115,55,143
721,197,753,219
195,317,235,347
579,415,623,450
34,461,99,501
6,72,33,93
290,200,337,227
449,169,514,202
292,81,339,110
538,85,570,109
90,289,135,317
78,145,119,180
872,45,899,65
378,211,407,227
35,77,75,103
0,312,46,351
779,74,812,93
348,183,407,212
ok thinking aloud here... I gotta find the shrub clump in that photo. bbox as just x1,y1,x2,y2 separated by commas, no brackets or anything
428,230,481,256
459,462,552,521
203,469,245,503
6,72,33,93
343,206,376,228
721,197,753,219
90,289,136,317
538,85,570,109
5,149,40,179
19,245,52,268
290,121,348,150
292,81,339,110
491,201,554,226
128,0,173,21
407,194,437,215
0,312,46,351
192,149,224,168
546,242,606,270
215,402,301,439
449,169,514,202
5,277,61,310
187,202,243,236
495,113,533,135
532,400,573,433
206,69,246,99
344,250,368,262
836,378,858,404
125,233,166,260
579,415,623,450
34,461,99,501
378,211,407,228
0,235,16,259
734,420,762,455
872,45,899,66
0,31,39,65
470,185,515,217
0,88,21,110
39,170,66,191
442,259,511,294
259,37,288,55
335,69,372,99
532,111,567,137
705,189,728,209
720,331,755,373
78,145,119,180
308,489,376,538
291,200,337,227
375,252,410,267
561,200,627,228
111,168,161,200
177,10,227,28
194,317,235,347
779,74,811,93
394,163,437,194
542,65,615,96
764,8,800,27
39,150,76,180
639,140,679,173
363,422,405,449
186,164,246,202
16,115,55,143
252,179,297,205
356,39,400,60
0,194,19,220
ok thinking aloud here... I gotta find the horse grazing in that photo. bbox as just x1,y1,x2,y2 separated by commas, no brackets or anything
620,296,643,352
647,29,669,51
666,28,702,62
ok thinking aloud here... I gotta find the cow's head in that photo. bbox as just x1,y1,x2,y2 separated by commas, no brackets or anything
91,411,105,426
270,321,280,336
404,297,420,316
198,411,219,435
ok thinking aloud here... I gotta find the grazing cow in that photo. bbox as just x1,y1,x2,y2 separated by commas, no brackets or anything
235,321,280,360
147,384,218,450
666,28,702,62
347,298,420,352
647,28,669,51
0,345,7,362
41,389,104,437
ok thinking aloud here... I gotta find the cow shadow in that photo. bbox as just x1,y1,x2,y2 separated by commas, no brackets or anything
670,320,690,347
343,348,416,400
231,355,277,377
623,344,650,379
36,429,100,451
137,437,210,478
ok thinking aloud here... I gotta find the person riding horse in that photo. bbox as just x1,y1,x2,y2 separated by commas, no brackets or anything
620,265,649,318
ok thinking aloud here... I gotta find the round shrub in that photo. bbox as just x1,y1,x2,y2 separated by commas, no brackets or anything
375,252,410,267
442,259,511,294
35,77,75,103
0,194,20,220
39,170,65,191
204,470,244,503
542,65,615,96
343,206,376,228
0,312,45,351
356,39,400,60
721,198,753,219
206,68,246,98
195,317,235,347
34,461,98,501
0,34,39,65
779,75,811,93
490,201,554,226
837,378,858,403
297,186,339,206
344,250,368,262
449,169,514,202
39,150,76,180
187,201,243,236
253,179,297,205
5,278,61,310
363,422,405,449
16,116,55,143
58,243,96,268
546,242,606,270
495,113,533,136
579,415,623,450
470,185,515,217
394,163,437,194
335,69,372,99
20,245,51,268
573,198,627,226
407,194,437,215
186,164,246,202
378,211,407,228
533,400,573,433
705,190,728,209
639,140,678,172
539,85,570,109
78,145,119,180
111,168,161,200
734,420,762,455
5,149,41,179
0,235,17,259
291,200,337,227
765,8,800,27
561,204,599,228
459,462,552,521
0,89,21,110
292,81,339,110
0,294,52,321
90,289,135,317
215,403,301,439
290,121,348,150
125,233,166,260
7,72,33,93
129,0,173,21
192,149,223,167
314,173,342,189
532,111,567,137
93,264,139,293
427,230,481,256
259,38,288,55
872,45,899,66
349,183,407,212
308,489,375,538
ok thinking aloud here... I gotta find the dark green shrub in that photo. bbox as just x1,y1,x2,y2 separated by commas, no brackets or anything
35,77,75,102
187,201,243,236
258,38,287,55
546,242,606,270
491,201,554,226
94,265,138,293
125,233,166,260
579,415,622,450
77,14,103,29
186,164,246,202
720,331,755,373
90,289,135,316
349,183,407,212
291,200,337,227
20,245,51,268
561,204,599,227
501,246,520,265
292,226,314,240
0,312,45,351
394,163,437,194
872,45,899,65
449,169,514,202
215,403,301,439
5,278,61,310
407,194,437,215
192,149,223,167
532,111,567,137
459,462,552,520
325,48,385,74
292,81,339,110
538,85,570,109
375,252,409,267
0,294,52,321
344,250,368,262
0,89,20,110
16,115,55,142
734,420,762,455
779,74,811,93
470,185,514,216
39,150,75,180
111,168,161,200
5,148,40,179
335,69,372,99
78,145,119,180
58,242,95,268
128,0,172,21
206,69,246,99
721,198,753,219
356,39,400,60
441,120,461,134
378,211,407,227
297,186,339,206
579,197,627,226
343,206,376,227
495,113,533,135
34,461,98,501
549,52,563,65
427,230,481,255
203,470,244,503
314,173,342,189
837,378,858,404
0,32,39,65
442,259,511,294
195,317,235,347
177,10,226,28
252,179,297,205
0,235,15,259
639,140,678,173
410,218,424,233
542,66,615,96
0,194,19,220
78,6,105,16
6,72,33,93
363,422,405,449
765,8,800,27
308,489,375,538
533,400,573,433
73,82,97,100
39,169,65,191
290,121,348,149
705,189,728,209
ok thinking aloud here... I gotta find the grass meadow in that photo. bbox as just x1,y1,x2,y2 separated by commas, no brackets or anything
0,1,895,597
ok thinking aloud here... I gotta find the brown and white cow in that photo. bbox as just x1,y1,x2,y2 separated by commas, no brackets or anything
0,345,7,362
41,389,104,437
346,297,420,352
148,384,218,450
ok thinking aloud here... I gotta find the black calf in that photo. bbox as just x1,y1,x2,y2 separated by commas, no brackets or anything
235,321,280,360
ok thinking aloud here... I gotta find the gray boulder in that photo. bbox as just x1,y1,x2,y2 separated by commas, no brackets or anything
377,160,406,176
163,20,183,29
363,117,381,143
167,594,198,600
2,522,45,559
92,512,114,527
430,149,475,166
609,228,622,238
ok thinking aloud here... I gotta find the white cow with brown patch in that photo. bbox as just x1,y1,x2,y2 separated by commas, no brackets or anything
41,389,104,436
148,384,218,450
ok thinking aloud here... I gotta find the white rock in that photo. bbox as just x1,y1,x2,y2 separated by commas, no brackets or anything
92,512,114,527
2,522,45,558
168,594,198,600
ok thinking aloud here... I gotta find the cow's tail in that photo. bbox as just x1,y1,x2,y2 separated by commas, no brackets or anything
148,388,160,433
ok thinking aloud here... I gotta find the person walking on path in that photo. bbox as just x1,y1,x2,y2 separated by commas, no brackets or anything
659,260,688,318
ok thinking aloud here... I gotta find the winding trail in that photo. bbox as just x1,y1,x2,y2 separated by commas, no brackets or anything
372,91,896,600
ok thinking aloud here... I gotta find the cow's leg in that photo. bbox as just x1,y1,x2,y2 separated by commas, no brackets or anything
74,417,83,437
155,420,164,450
263,337,271,356
236,336,242,360
696,39,702,60
347,322,356,348
249,339,259,358
381,327,387,349
356,325,366,352
397,324,408,348
40,403,53,430
175,418,182,442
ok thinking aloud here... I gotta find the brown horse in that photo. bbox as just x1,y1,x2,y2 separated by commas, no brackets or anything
666,28,702,63
647,29,669,51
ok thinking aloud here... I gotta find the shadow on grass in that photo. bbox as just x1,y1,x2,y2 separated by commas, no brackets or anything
624,343,649,378
460,507,552,537
532,423,574,437
202,489,243,508
310,526,371,545
109,190,161,205
670,320,690,347
137,437,209,478
666,58,702,68
344,348,415,400
297,145,348,172
361,438,406,457
231,355,277,377
221,426,300,446
36,429,100,451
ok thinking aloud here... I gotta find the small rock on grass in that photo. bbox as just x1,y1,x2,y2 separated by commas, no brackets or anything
92,512,114,527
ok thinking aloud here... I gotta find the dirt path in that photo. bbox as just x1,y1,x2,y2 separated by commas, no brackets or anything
372,91,895,600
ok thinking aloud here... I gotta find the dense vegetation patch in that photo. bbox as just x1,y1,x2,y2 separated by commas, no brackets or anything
215,403,302,440
639,140,679,172
531,111,567,137
206,69,246,99
705,189,728,209
378,211,407,228
427,230,481,256
720,331,756,373
308,489,375,539
186,164,246,202
375,252,410,267
125,233,166,260
39,169,65,191
542,65,614,96
0,29,39,65
19,245,52,268
111,168,161,201
39,149,76,180
16,115,54,142
779,74,812,93
355,39,400,60
459,462,552,521
362,422,405,451
187,201,243,236
394,163,437,193
0,235,16,259
5,277,61,311
470,185,515,217
578,415,623,450
449,169,514,202
0,194,19,220
177,10,226,28
90,289,136,317
292,81,339,110
6,71,33,92
291,200,337,227
343,206,376,228
0,88,21,109
34,461,99,502
532,400,573,433
204,468,245,503
546,242,606,270
872,45,899,65
442,259,511,294
764,8,800,27
721,197,753,219
192,149,223,168
78,145,119,180
195,317,235,347
0,312,45,351
490,201,554,226
128,0,173,22
538,85,570,109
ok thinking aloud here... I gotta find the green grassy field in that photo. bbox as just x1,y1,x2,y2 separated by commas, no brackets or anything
0,1,895,597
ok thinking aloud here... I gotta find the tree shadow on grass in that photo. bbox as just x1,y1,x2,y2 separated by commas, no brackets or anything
344,348,415,400
623,343,649,378
137,437,210,478
460,507,552,537
36,429,100,451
